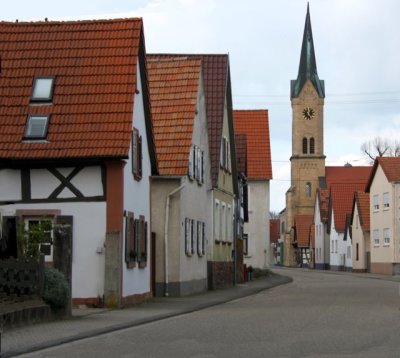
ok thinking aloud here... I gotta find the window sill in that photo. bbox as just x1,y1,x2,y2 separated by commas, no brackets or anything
383,243,390,247
126,262,137,269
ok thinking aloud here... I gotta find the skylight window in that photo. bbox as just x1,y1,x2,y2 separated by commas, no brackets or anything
31,77,55,102
24,115,50,139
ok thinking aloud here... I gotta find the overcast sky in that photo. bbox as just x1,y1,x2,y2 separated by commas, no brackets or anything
4,0,400,212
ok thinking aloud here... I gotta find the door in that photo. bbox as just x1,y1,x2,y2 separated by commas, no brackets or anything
0,217,17,259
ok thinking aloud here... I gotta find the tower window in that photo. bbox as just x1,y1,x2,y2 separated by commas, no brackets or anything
310,137,315,154
305,182,311,198
302,138,308,154
31,77,55,102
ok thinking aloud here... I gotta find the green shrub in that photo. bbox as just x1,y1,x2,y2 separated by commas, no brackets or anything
43,267,70,309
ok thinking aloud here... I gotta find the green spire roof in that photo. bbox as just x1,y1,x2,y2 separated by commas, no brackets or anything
291,3,325,99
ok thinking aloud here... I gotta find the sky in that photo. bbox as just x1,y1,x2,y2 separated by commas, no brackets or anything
3,0,400,212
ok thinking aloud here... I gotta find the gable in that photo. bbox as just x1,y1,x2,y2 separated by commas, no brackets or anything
147,56,202,176
0,19,146,161
233,110,273,180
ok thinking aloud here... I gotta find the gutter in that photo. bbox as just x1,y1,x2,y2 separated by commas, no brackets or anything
164,183,185,297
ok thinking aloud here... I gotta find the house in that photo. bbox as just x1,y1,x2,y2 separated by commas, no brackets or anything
313,188,330,269
0,19,158,307
148,54,238,290
365,157,400,275
270,218,280,265
325,166,371,271
294,214,313,267
147,55,211,296
351,191,370,272
235,133,248,283
233,110,273,269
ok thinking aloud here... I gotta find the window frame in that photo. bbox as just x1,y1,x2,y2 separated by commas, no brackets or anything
373,194,379,212
383,228,390,246
302,137,308,154
373,229,380,247
243,233,248,256
305,182,312,198
214,200,220,242
131,128,142,181
24,114,50,140
383,192,390,210
31,76,55,103
309,137,315,154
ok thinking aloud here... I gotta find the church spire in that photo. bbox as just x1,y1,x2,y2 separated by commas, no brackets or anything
291,3,325,99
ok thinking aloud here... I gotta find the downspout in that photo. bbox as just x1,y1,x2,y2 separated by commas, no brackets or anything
164,183,185,297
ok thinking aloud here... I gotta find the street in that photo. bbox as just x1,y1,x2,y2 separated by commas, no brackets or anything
20,268,400,357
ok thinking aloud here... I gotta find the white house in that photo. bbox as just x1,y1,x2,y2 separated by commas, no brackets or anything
366,157,400,275
233,110,273,269
313,188,330,269
147,55,212,296
0,19,158,307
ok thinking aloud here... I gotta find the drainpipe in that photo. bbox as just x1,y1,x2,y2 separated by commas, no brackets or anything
164,183,185,296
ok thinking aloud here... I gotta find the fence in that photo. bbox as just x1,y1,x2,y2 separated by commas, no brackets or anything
0,255,44,300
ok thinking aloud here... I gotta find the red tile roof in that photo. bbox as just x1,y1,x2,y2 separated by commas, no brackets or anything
0,18,148,160
366,156,400,191
270,218,280,243
146,54,233,187
326,166,371,232
294,214,313,247
233,110,273,180
353,191,370,233
147,56,201,175
235,134,247,175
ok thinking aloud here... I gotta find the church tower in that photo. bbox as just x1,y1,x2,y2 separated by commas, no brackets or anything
290,3,325,215
283,4,325,266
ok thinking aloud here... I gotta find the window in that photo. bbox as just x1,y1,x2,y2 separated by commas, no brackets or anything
31,77,55,102
25,218,53,261
331,240,333,253
188,145,204,184
132,128,142,180
227,204,232,244
221,203,226,242
356,243,359,261
185,218,195,256
347,245,351,259
24,115,50,139
310,137,315,154
305,182,311,198
373,229,380,246
373,194,379,211
335,240,337,253
125,212,147,268
220,136,231,172
214,200,220,242
383,192,390,209
356,215,359,229
302,138,308,154
383,228,391,246
243,233,248,256
197,221,206,256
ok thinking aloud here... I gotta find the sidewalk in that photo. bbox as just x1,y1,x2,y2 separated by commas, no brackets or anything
1,272,292,357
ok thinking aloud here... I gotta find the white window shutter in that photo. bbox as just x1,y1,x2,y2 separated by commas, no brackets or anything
201,150,205,183
188,146,194,180
185,218,190,255
191,219,195,255
202,222,206,255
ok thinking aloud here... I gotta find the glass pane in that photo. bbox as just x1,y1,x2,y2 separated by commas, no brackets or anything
26,116,48,137
32,78,53,100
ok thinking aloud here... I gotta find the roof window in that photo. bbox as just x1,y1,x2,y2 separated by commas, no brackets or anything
24,114,50,139
31,77,55,102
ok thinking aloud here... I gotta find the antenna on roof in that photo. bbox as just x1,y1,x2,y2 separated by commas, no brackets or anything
15,19,18,22
45,17,48,22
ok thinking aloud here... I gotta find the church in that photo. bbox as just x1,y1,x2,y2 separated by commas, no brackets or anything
282,4,371,267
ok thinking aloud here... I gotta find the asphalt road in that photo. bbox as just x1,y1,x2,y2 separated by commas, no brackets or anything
20,268,400,358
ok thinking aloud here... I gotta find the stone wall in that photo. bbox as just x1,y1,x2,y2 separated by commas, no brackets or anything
207,261,234,290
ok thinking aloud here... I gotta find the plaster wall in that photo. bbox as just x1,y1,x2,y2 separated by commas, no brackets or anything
244,180,270,269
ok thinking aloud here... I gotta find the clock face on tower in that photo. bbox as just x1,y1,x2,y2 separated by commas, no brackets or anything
302,107,315,120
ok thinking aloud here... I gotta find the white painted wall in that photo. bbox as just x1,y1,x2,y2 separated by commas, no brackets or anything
0,201,106,299
122,55,152,297
244,180,270,269
0,169,22,201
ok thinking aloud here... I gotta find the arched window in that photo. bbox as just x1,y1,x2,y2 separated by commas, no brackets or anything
302,138,308,154
305,182,311,198
310,137,315,154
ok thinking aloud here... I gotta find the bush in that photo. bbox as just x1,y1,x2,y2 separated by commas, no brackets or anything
43,267,70,309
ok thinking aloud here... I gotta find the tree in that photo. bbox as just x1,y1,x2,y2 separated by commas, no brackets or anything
361,136,400,162
270,211,280,219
